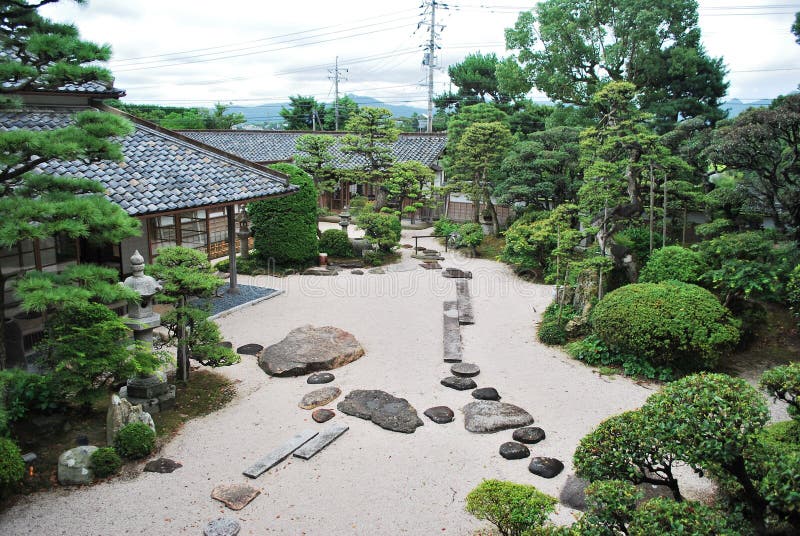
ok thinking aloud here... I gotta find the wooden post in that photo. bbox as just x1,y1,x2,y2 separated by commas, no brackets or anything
226,205,238,294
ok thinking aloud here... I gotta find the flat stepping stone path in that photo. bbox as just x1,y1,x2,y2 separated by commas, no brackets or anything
236,343,263,355
307,372,335,384
420,261,442,270
258,325,365,377
368,267,386,274
443,301,463,363
462,401,535,433
351,269,364,275
472,387,501,401
312,408,335,423
243,429,318,478
299,387,342,410
529,457,564,478
513,427,546,444
303,267,338,276
143,458,182,473
441,376,477,391
455,280,474,325
293,423,349,460
337,390,424,434
424,406,454,424
211,483,261,510
203,518,241,536
442,267,472,279
499,441,530,460
451,362,479,377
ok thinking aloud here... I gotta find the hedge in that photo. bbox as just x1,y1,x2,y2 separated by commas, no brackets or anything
639,245,707,284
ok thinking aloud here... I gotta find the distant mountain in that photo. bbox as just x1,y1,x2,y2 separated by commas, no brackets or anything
226,94,426,128
722,98,772,118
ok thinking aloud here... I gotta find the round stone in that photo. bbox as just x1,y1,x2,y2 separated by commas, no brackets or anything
236,343,263,355
440,376,477,391
424,406,454,424
312,409,335,423
203,517,241,536
307,372,335,384
499,441,530,460
299,387,341,410
528,457,564,478
513,427,546,444
450,363,480,378
472,387,501,401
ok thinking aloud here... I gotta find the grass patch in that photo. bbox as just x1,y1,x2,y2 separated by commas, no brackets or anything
476,234,506,259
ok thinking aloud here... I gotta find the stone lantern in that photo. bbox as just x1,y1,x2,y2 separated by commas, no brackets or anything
339,206,351,234
237,207,251,260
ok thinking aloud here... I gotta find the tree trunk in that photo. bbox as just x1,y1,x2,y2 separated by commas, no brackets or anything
374,186,389,211
724,456,768,535
662,173,668,246
649,163,655,253
485,195,499,236
175,296,189,383
0,266,6,370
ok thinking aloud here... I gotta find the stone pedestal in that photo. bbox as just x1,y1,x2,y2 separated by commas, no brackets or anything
119,383,176,414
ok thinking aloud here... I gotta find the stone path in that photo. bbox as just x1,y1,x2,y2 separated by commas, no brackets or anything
442,301,463,363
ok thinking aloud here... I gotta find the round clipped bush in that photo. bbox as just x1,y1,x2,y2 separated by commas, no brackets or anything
538,321,567,346
639,246,707,284
356,211,401,252
90,447,122,478
0,438,25,489
628,497,741,536
318,229,353,257
465,479,556,536
591,281,739,369
114,422,155,459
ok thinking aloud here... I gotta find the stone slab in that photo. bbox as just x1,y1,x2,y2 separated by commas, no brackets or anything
293,423,349,460
443,301,462,363
442,267,472,279
211,483,261,511
203,518,241,536
462,400,535,433
455,280,474,325
243,429,318,478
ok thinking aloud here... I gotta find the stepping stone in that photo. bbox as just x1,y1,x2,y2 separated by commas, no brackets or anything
462,401,535,433
243,429,318,478
299,387,342,410
368,267,386,274
303,267,338,276
513,427,546,444
307,372,335,384
455,280,474,325
472,387,501,401
203,518,241,536
528,457,564,478
441,376,477,391
451,362,479,378
211,483,261,510
259,325,365,377
499,441,530,460
144,458,182,473
312,408,335,423
420,261,442,270
351,269,364,275
236,343,263,355
442,267,472,279
443,301,462,363
338,390,424,433
424,406,454,424
293,423,349,460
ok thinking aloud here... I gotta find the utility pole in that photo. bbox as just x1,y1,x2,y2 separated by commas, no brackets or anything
421,1,446,132
328,56,348,131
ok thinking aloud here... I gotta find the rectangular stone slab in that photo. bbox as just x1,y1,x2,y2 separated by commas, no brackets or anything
293,423,349,460
243,429,318,478
443,300,462,363
455,280,474,325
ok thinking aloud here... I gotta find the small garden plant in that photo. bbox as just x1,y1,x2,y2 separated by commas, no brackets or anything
114,422,156,460
90,447,122,478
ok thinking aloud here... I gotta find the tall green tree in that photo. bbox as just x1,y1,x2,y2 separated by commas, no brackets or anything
505,0,727,128
294,133,338,233
340,107,399,209
384,161,437,222
280,95,325,130
322,95,359,131
0,0,141,368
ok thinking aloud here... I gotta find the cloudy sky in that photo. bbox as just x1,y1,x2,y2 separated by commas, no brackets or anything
41,0,800,118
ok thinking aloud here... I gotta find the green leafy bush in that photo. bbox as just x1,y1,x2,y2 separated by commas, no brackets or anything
214,256,260,275
250,163,319,266
0,369,60,435
628,497,741,536
456,222,484,250
615,226,663,267
639,245,706,284
760,362,800,420
114,422,155,459
573,480,641,535
465,479,556,536
355,210,401,252
90,447,121,478
537,303,576,346
0,437,24,490
565,335,675,381
591,281,740,370
789,265,800,327
433,217,459,238
318,229,353,257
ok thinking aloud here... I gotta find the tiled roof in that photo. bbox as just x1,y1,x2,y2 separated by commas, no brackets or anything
178,130,448,168
0,106,295,216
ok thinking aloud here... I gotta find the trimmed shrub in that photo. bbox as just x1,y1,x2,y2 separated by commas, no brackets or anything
639,245,707,284
0,437,24,490
433,217,459,238
456,222,484,250
250,164,318,266
0,369,59,435
591,281,740,370
615,226,663,267
90,447,122,478
465,479,556,536
566,334,676,381
573,480,641,535
628,497,742,536
760,362,800,420
355,210,401,252
318,229,353,257
114,422,155,459
537,303,576,346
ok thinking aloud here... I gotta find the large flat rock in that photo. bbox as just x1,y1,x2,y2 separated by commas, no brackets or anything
461,400,534,433
258,325,365,377
337,390,424,434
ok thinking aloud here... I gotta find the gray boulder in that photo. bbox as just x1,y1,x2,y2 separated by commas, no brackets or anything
203,518,241,536
258,325,365,377
106,394,155,445
337,390,423,433
58,445,98,485
559,474,588,510
462,401,534,433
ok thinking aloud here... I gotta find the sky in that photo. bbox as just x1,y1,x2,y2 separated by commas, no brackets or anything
41,0,800,120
